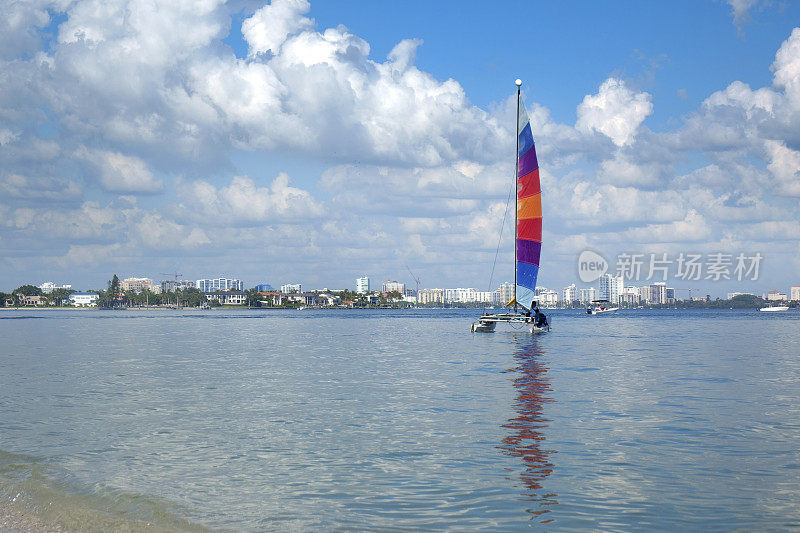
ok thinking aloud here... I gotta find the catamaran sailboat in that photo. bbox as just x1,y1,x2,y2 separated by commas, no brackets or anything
472,79,549,335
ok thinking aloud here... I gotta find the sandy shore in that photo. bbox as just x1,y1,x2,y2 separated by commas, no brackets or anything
0,507,68,533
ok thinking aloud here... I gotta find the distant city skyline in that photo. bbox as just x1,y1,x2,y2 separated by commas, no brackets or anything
2,1,799,297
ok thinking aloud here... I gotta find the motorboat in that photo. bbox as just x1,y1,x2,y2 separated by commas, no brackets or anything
587,299,619,315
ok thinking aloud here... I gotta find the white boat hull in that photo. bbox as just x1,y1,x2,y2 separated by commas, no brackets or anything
760,306,789,312
471,312,550,334
588,307,618,315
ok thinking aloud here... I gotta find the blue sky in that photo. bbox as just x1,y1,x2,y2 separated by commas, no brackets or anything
1,0,799,297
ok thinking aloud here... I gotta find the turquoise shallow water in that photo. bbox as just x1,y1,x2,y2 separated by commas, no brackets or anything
1,308,799,531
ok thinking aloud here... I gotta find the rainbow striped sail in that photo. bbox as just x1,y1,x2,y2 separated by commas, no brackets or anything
515,101,541,311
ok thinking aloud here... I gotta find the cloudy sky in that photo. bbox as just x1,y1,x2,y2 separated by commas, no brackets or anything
1,0,799,296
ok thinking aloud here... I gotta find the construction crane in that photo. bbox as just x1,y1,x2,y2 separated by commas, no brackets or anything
161,271,183,282
406,266,420,298
160,271,184,308
671,287,697,302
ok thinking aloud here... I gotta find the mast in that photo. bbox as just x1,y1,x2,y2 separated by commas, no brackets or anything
514,78,521,313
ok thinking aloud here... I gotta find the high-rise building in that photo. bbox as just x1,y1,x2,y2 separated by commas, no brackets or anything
121,277,155,293
649,282,667,304
417,288,445,304
563,284,578,304
280,283,302,294
356,276,370,294
539,290,559,306
579,287,597,304
196,278,243,292
598,274,623,303
497,282,514,306
382,280,405,294
618,286,640,305
254,283,273,292
790,286,800,301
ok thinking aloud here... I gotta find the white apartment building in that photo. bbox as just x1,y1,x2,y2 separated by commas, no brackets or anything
619,286,641,305
38,282,72,294
121,277,155,293
356,276,370,294
382,280,406,294
791,286,800,301
563,284,578,304
494,282,514,306
598,274,623,303
539,290,559,306
417,288,445,305
579,287,597,304
205,291,247,305
280,283,302,294
69,292,99,307
766,290,787,301
197,278,243,292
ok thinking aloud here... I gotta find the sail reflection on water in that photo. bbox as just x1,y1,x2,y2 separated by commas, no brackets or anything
499,335,558,523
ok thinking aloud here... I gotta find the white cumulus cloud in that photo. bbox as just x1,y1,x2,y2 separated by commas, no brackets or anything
576,78,653,147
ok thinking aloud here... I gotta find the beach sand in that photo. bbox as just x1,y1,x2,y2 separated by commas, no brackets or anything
1,507,68,532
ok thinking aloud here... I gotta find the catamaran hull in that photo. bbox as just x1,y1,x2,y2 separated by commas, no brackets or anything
471,313,550,334
471,321,497,332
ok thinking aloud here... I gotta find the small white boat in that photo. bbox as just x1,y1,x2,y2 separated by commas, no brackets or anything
587,300,619,315
759,305,789,312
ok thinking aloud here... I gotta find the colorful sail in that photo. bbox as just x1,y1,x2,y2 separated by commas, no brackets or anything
515,101,541,310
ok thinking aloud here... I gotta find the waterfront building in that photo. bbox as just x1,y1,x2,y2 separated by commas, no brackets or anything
121,277,156,293
579,287,597,304
205,291,247,305
38,282,72,294
161,279,195,293
287,292,319,306
639,285,651,304
563,284,578,304
649,282,667,305
417,288,445,305
665,287,675,302
475,291,494,303
19,295,45,306
598,274,623,304
766,290,787,301
257,292,284,306
197,278,243,292
619,286,640,305
791,286,800,301
356,276,370,294
69,292,99,307
382,280,405,294
497,282,514,306
539,290,559,306
280,283,302,294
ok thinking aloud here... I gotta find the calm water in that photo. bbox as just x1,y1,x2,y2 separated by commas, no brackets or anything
1,308,799,531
